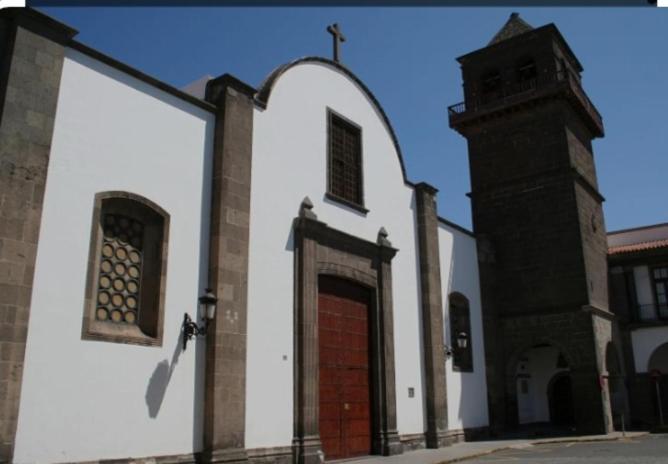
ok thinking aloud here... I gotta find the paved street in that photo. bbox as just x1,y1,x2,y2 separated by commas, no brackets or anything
465,434,668,463
343,432,646,464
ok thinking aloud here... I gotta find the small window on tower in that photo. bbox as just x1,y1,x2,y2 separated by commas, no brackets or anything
327,110,365,212
517,58,537,85
482,71,501,95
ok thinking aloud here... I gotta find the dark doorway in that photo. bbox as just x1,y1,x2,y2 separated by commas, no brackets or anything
652,376,668,426
548,373,575,426
318,275,372,460
648,343,668,427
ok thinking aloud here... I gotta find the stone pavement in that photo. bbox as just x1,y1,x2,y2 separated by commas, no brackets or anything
466,433,667,463
340,432,647,464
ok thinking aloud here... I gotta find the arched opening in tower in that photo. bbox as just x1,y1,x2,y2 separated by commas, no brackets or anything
515,344,575,431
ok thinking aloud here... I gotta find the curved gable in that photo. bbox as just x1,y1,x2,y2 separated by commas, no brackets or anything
255,56,409,184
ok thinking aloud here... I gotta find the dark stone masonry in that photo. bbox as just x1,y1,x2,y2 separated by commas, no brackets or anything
449,15,614,435
0,10,76,462
415,182,449,447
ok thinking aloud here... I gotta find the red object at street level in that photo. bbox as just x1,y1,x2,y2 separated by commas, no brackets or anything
651,369,663,380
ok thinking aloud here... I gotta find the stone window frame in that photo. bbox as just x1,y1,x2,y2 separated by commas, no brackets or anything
81,191,170,347
292,200,401,463
326,108,368,215
448,292,473,373
650,265,668,321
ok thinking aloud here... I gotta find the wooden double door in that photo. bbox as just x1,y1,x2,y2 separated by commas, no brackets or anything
318,276,372,460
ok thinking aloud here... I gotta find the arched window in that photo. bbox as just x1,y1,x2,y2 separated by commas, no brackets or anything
449,292,473,372
82,192,169,346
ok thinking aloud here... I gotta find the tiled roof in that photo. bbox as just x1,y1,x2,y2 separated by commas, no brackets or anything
488,12,534,46
608,239,668,255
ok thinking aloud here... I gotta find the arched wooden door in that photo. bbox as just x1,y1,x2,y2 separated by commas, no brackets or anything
318,275,372,460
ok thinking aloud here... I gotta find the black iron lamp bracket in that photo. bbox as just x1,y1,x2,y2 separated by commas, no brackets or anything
182,313,207,351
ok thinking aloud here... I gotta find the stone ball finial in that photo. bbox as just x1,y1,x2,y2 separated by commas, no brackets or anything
510,12,519,19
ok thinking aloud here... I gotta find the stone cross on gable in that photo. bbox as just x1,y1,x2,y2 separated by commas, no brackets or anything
326,23,346,63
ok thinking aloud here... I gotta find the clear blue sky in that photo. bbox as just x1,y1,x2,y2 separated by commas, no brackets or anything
39,6,667,231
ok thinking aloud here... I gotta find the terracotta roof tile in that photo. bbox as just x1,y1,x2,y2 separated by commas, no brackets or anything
608,239,668,255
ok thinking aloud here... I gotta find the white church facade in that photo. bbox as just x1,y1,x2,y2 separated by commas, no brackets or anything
1,8,488,464
6,6,668,464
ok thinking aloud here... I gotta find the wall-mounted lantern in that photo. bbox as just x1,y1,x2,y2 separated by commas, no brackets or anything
182,288,218,350
456,331,469,349
445,331,469,358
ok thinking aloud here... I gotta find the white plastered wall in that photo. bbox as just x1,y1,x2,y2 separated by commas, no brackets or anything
246,62,428,449
631,326,668,373
13,49,214,463
438,224,489,431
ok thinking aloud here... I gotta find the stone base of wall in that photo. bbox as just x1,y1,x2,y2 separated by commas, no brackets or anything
399,426,490,452
443,426,490,444
89,446,292,464
399,433,425,451
94,452,199,464
247,446,292,464
68,427,492,464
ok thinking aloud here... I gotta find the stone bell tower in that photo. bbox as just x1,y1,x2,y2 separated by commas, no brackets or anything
449,13,615,434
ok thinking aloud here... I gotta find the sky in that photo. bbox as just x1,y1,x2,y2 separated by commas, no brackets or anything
38,6,667,232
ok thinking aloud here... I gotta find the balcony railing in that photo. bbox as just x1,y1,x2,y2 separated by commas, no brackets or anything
448,101,466,116
448,70,566,116
448,69,603,134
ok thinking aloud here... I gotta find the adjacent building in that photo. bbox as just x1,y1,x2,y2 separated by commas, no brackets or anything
608,224,668,429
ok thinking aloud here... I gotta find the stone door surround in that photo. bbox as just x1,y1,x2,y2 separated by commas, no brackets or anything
292,198,403,464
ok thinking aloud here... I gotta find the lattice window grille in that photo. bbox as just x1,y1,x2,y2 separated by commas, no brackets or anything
96,214,144,325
